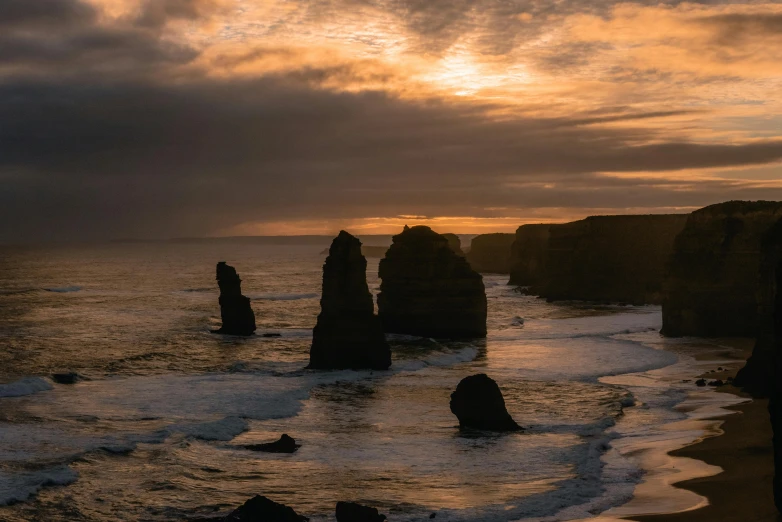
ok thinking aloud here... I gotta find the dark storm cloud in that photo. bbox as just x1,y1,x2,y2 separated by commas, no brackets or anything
1,0,781,241
2,72,782,241
701,13,782,46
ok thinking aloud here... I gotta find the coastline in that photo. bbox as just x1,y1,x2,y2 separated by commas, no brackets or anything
583,337,778,522
632,395,778,522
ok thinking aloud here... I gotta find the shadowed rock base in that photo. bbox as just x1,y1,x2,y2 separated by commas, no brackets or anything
335,501,387,522
215,262,256,336
450,374,522,432
378,225,487,339
309,231,391,370
223,495,309,521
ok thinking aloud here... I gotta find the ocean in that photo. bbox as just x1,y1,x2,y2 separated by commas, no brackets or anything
0,242,745,521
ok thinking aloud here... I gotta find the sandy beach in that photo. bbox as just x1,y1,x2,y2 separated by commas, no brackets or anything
632,393,778,522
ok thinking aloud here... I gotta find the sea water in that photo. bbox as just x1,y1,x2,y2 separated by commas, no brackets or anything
0,243,738,521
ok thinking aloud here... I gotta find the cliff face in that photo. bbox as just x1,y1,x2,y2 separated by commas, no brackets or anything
466,233,515,274
508,224,554,286
215,262,256,335
540,215,687,304
734,218,782,397
309,231,391,370
378,226,487,339
442,233,464,255
757,220,782,511
662,201,782,337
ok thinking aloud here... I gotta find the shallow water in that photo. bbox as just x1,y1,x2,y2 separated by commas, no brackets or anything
0,243,727,521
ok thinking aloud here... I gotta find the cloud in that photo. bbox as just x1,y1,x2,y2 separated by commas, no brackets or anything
0,0,781,241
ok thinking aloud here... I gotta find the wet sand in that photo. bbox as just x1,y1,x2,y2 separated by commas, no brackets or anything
631,394,778,522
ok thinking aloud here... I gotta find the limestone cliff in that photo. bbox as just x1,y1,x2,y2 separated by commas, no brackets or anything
378,226,487,339
466,233,515,274
508,224,554,286
309,231,391,370
540,215,687,304
215,262,256,336
662,201,782,337
734,217,782,397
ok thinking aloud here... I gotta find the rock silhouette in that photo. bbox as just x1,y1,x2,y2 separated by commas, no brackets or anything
378,225,487,339
215,262,256,336
508,224,554,287
335,501,387,522
736,218,782,398
449,374,522,431
663,201,782,337
541,215,687,304
51,372,79,384
441,233,464,256
466,233,515,274
244,434,299,453
309,231,391,370
223,495,309,522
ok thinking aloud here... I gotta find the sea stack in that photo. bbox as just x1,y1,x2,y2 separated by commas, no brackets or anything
662,201,782,337
377,225,487,339
215,262,256,336
449,374,522,431
309,231,391,370
466,233,515,274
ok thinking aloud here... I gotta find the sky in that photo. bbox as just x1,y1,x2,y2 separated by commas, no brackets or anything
1,0,782,241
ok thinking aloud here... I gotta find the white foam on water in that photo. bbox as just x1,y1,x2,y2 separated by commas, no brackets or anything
0,466,78,506
0,377,53,398
42,286,82,293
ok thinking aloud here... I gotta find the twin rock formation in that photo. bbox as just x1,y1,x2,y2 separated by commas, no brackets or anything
309,226,487,369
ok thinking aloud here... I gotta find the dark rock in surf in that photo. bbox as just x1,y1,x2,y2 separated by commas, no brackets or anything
223,495,308,521
309,231,391,370
378,226,487,339
244,434,299,453
215,262,256,336
695,379,707,386
51,372,79,384
335,501,386,522
707,380,725,387
449,374,522,431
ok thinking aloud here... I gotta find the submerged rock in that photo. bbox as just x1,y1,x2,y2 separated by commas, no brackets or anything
466,233,515,274
309,231,391,370
449,374,522,431
663,201,782,338
244,434,299,453
51,372,79,384
378,226,487,339
335,501,386,522
215,262,256,336
223,495,308,522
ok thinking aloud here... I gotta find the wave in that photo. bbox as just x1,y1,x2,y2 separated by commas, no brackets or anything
249,292,319,301
43,286,82,293
0,466,78,506
0,377,53,398
167,416,249,441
